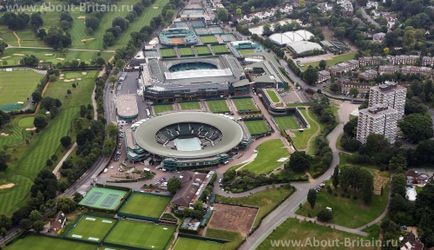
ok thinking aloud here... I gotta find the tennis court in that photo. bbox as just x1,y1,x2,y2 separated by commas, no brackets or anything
232,98,258,112
174,237,223,250
207,100,230,113
119,192,171,219
66,215,115,242
274,115,300,130
4,235,96,250
79,186,127,211
244,120,270,136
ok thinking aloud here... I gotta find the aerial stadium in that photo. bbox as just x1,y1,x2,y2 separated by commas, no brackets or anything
124,112,249,170
159,28,199,46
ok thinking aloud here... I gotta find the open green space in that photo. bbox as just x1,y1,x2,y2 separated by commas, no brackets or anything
180,102,200,110
205,229,243,250
290,107,320,154
200,35,218,44
302,51,357,70
79,186,127,211
66,215,115,242
274,115,299,130
217,185,294,229
5,235,96,250
244,120,270,136
174,237,223,250
257,218,374,250
195,46,212,55
160,48,177,58
211,45,229,54
105,220,175,250
119,192,171,219
265,89,281,103
153,104,173,114
17,116,35,129
0,71,98,216
207,100,230,113
178,47,195,57
0,70,43,106
232,98,258,112
241,139,289,174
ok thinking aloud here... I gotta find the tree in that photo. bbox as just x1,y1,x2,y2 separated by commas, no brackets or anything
329,83,341,93
60,136,72,148
307,189,317,208
30,13,43,29
317,209,333,222
216,8,229,22
287,151,312,172
388,154,407,172
20,55,39,67
32,91,42,103
0,110,11,128
112,17,129,31
33,115,48,130
29,210,42,222
0,41,8,54
349,88,359,98
399,113,433,143
319,60,327,70
332,167,339,188
167,177,182,194
0,151,9,171
343,118,358,138
303,66,318,85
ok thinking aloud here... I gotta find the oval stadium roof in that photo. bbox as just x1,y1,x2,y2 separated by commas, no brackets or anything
134,112,244,159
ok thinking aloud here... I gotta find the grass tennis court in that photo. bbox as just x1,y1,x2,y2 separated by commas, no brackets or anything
232,98,258,112
5,235,96,250
178,47,195,57
180,102,200,110
0,70,43,106
66,215,115,242
119,192,171,219
274,115,300,130
105,220,175,249
160,48,177,58
79,186,127,211
154,104,173,114
239,49,256,56
242,139,289,174
195,46,212,55
174,237,223,250
211,45,229,54
200,35,218,44
207,100,230,113
244,120,270,136
265,89,281,103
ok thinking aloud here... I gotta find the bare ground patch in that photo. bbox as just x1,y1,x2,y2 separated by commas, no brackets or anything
208,203,258,237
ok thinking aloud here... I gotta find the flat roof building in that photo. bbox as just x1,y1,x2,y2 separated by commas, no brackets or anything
369,81,407,119
357,105,399,144
116,95,138,120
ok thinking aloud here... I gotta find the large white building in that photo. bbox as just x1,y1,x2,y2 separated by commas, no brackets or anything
368,81,407,118
356,105,399,144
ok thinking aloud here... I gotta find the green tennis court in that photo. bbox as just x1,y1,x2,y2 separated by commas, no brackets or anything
119,192,171,219
66,215,115,242
79,186,127,211
174,237,223,250
5,235,96,250
244,120,270,136
207,100,229,113
232,98,258,112
274,115,300,130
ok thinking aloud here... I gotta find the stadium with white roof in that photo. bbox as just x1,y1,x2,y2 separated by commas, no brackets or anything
269,30,324,56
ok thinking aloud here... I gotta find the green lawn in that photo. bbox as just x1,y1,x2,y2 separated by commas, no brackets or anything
0,70,43,106
160,48,177,58
105,220,175,250
241,139,289,174
232,98,258,112
238,49,256,56
290,107,320,154
17,116,35,128
205,229,243,250
178,47,195,57
302,51,357,70
195,46,212,55
274,115,300,130
265,89,281,103
207,100,230,113
211,45,229,54
174,237,223,250
244,120,270,136
153,104,173,114
180,102,201,110
217,186,294,229
257,218,374,250
66,215,115,242
200,35,218,44
5,235,96,250
119,193,171,219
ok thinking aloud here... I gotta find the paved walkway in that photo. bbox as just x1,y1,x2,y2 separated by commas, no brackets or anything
52,143,77,179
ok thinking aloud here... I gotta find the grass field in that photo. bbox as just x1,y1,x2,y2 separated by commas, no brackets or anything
274,115,300,130
174,237,223,250
244,120,270,136
160,48,177,58
66,215,115,242
232,98,258,112
180,102,201,110
0,70,43,106
211,45,229,54
302,51,357,70
257,218,374,250
5,235,96,250
79,186,127,211
217,186,294,229
207,100,230,113
241,139,289,174
119,192,171,219
290,107,321,154
17,116,35,128
178,47,195,57
105,220,175,249
205,229,243,250
238,49,256,56
195,46,212,55
265,89,281,103
0,71,98,216
153,104,173,114
200,35,218,44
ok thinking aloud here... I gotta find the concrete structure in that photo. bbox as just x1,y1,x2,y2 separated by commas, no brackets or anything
329,60,359,75
379,65,400,75
387,55,420,66
317,70,331,83
116,94,139,120
357,105,399,144
422,56,434,67
368,81,407,118
359,56,384,67
358,69,378,81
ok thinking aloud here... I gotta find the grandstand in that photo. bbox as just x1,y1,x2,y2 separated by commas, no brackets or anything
159,28,199,46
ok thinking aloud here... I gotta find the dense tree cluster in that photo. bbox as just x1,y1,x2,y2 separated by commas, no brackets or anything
339,166,374,204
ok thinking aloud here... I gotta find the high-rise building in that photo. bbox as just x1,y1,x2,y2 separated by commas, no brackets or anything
368,81,407,118
356,105,399,144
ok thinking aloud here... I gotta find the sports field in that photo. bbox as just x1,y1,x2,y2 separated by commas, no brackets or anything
0,70,43,107
178,47,195,57
79,186,127,211
244,120,270,136
232,98,258,112
241,139,289,174
119,192,171,219
207,100,229,113
195,46,212,55
274,115,300,130
105,220,175,249
5,235,96,250
200,35,218,44
211,45,229,54
174,237,223,250
290,107,321,154
66,215,115,242
160,48,177,58
180,102,200,110
154,104,173,114
238,49,256,56
265,89,281,103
